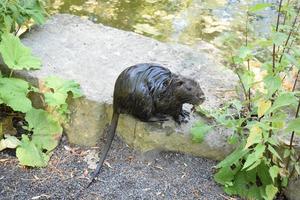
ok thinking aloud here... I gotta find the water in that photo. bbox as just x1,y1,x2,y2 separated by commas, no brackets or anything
47,0,276,46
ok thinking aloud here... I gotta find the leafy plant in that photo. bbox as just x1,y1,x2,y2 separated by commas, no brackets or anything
0,0,83,167
194,1,300,199
0,0,47,35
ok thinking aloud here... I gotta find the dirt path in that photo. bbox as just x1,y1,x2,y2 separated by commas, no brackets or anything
0,136,228,200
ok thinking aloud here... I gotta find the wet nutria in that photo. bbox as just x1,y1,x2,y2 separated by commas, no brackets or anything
86,63,205,189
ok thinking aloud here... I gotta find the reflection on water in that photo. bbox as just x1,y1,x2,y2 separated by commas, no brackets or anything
47,0,275,46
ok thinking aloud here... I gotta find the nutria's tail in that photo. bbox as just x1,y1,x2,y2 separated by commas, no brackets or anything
87,111,119,187
74,111,119,198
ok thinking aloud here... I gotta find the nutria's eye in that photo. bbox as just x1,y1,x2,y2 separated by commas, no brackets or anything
176,80,184,86
187,87,192,91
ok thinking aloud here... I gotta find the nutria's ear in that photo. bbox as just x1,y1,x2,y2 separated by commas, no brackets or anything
163,80,171,87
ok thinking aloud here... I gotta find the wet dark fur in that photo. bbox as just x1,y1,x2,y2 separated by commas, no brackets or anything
80,63,205,194
114,63,205,122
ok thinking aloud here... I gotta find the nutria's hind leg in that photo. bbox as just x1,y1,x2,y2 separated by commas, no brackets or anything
132,96,154,122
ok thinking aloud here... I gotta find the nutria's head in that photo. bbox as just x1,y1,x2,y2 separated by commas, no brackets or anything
171,76,205,105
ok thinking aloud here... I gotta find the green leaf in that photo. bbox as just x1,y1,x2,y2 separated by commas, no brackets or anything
271,32,288,46
268,145,282,161
263,75,281,97
214,166,236,185
286,118,300,135
227,134,239,145
44,76,83,98
44,92,67,107
16,135,49,167
242,144,265,170
216,145,249,168
22,0,47,25
191,121,212,143
237,46,252,60
246,159,262,171
258,161,273,185
265,111,287,129
265,185,278,200
0,33,41,70
2,15,13,33
268,92,298,113
284,54,300,69
269,165,280,183
25,108,62,151
282,177,288,187
283,149,291,158
240,70,255,91
0,77,32,112
249,3,272,12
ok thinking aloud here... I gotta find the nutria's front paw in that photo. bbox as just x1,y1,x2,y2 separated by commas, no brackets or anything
180,110,190,118
174,112,189,124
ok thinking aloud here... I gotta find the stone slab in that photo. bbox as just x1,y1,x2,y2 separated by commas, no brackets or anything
15,14,238,160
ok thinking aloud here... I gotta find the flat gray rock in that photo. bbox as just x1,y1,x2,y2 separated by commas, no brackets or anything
17,14,238,160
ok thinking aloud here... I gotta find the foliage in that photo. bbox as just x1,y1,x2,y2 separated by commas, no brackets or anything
0,77,32,112
44,76,82,118
191,120,212,143
0,33,41,70
195,1,300,199
0,0,47,35
0,0,82,167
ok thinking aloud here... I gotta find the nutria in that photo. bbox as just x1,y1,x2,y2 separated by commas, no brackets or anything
85,63,205,189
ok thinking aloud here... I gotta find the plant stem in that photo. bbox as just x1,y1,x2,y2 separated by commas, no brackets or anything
292,70,299,91
282,0,291,26
279,5,300,63
230,55,248,103
288,100,300,150
9,70,13,78
272,0,284,73
269,0,284,159
245,11,251,112
285,23,300,55
286,72,300,172
14,26,21,36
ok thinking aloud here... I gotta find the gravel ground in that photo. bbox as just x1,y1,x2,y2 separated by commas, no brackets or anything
0,136,229,200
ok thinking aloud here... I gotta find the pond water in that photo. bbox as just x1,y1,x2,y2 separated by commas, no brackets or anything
47,0,275,47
